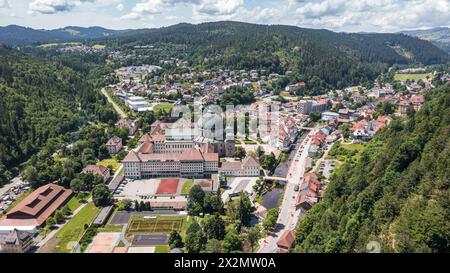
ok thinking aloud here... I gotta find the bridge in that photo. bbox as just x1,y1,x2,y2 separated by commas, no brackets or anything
263,176,289,183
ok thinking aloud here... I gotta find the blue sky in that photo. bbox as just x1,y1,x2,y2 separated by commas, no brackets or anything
0,0,449,32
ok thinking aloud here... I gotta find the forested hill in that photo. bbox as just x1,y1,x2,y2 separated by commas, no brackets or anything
401,27,450,53
294,84,450,253
0,25,127,46
0,45,111,186
109,21,449,88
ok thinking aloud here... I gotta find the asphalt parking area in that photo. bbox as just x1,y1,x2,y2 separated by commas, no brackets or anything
110,211,179,225
132,234,168,246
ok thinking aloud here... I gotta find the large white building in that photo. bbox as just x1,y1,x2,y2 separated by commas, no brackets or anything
123,147,218,179
123,119,222,179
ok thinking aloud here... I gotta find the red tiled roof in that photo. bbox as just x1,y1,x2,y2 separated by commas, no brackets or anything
82,165,109,178
180,148,204,161
138,142,153,154
0,184,72,227
308,182,318,193
277,230,295,249
122,150,141,162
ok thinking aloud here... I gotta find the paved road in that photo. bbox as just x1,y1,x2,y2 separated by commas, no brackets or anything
258,127,318,253
100,88,127,119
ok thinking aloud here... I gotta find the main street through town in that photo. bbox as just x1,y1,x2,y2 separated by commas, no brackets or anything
258,126,318,253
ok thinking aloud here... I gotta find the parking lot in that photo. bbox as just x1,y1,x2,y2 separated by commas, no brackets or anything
0,179,30,214
221,177,258,202
113,178,187,199
318,160,337,179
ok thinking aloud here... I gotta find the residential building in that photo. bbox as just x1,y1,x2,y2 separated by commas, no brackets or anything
0,229,33,253
321,111,339,121
106,136,122,154
116,118,139,135
277,230,296,253
219,156,261,177
81,165,111,182
297,99,329,114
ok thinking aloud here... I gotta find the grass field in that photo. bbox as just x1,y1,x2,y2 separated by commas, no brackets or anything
153,102,174,113
181,180,194,195
92,44,106,49
153,102,173,113
98,224,123,233
340,143,365,151
66,196,84,212
394,73,431,81
155,245,170,253
53,202,100,253
97,159,120,172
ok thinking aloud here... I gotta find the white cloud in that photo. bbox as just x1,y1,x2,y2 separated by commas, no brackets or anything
116,3,124,11
290,0,450,32
194,0,243,16
123,0,243,20
28,0,89,14
0,0,10,9
28,0,121,14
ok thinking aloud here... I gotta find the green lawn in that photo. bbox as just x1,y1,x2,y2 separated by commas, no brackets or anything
153,102,174,113
92,44,105,49
394,73,431,81
53,202,100,253
97,159,120,172
155,245,170,253
340,143,365,151
97,224,123,233
181,180,194,195
66,196,83,212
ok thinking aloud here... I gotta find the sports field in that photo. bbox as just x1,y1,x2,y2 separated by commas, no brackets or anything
394,73,431,81
126,217,184,234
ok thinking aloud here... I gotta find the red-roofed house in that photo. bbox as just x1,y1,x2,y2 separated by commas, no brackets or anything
82,165,110,182
277,230,296,253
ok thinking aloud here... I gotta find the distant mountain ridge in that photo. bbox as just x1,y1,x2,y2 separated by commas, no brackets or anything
0,22,448,90
0,25,129,45
400,27,450,53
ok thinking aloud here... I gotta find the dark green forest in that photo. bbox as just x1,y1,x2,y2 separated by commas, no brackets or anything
294,84,450,253
107,21,449,89
0,45,115,186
